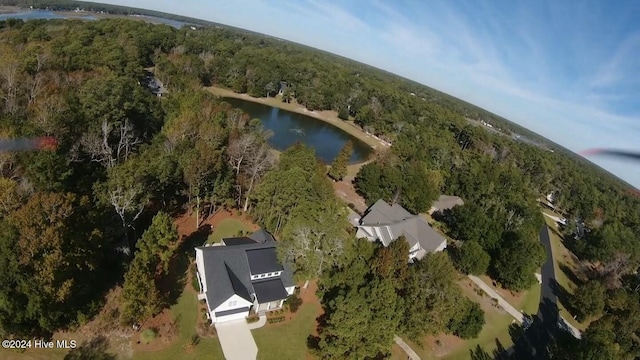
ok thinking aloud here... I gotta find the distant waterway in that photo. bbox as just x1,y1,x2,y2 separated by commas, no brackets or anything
222,97,372,165
0,10,191,28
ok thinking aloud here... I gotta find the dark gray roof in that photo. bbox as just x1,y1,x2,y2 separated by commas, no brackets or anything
196,236,293,309
249,229,276,243
359,200,446,252
252,279,289,303
281,263,295,288
196,242,272,309
226,263,252,302
246,248,283,275
223,237,257,246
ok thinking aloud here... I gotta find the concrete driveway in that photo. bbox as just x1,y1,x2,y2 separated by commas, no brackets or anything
215,320,258,360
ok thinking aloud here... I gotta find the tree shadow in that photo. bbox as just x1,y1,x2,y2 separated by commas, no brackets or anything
158,224,212,306
306,334,321,352
558,263,583,287
550,278,577,318
469,339,510,360
63,335,115,360
507,299,561,359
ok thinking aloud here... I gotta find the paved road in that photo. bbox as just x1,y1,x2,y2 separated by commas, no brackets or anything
468,275,524,323
394,336,420,360
215,319,258,360
538,225,558,324
538,225,582,339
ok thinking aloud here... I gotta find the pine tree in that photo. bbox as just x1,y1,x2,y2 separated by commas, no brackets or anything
328,141,352,181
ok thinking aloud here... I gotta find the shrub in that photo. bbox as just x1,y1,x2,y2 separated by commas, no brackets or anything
190,334,200,346
192,272,201,292
141,328,159,344
246,315,260,324
267,316,285,324
285,293,303,313
448,301,485,339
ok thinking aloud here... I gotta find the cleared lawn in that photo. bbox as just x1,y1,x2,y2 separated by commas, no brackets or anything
405,279,517,360
207,218,249,244
252,302,318,360
134,284,224,360
477,275,541,316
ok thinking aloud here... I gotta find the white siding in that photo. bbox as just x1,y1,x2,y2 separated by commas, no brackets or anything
434,240,447,252
285,286,295,295
213,294,253,313
250,271,282,280
356,226,375,241
195,249,207,293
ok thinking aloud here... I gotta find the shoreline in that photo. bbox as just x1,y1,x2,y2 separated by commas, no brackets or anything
204,86,387,152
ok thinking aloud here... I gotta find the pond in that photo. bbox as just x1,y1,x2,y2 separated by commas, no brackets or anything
222,98,372,165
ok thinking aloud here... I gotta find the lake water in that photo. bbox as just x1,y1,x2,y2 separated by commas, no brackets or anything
0,10,190,28
222,98,372,165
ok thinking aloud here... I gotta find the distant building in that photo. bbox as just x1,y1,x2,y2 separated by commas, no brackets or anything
428,195,464,215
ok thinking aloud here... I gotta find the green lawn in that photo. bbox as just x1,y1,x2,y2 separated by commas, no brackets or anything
207,218,249,244
403,307,515,360
133,286,224,360
542,216,591,331
252,302,318,360
445,309,515,360
520,282,542,315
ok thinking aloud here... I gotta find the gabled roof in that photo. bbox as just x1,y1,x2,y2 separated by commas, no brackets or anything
359,200,446,253
196,241,273,309
360,199,413,225
196,234,292,309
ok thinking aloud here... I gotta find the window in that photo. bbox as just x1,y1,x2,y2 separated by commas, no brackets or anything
228,300,237,307
260,274,265,278
267,272,272,277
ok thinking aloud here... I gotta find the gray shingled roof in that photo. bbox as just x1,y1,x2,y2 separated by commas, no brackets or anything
431,195,464,212
246,248,284,274
360,199,413,225
253,279,289,303
196,238,293,310
359,200,446,252
222,237,257,246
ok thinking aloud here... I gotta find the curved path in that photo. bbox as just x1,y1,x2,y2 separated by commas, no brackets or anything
394,336,420,360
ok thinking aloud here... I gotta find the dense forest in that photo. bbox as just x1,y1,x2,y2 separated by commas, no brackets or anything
1,9,640,359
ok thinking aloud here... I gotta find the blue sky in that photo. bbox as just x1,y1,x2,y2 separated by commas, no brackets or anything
89,0,640,188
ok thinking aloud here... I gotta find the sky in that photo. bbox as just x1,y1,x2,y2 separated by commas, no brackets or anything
88,0,640,188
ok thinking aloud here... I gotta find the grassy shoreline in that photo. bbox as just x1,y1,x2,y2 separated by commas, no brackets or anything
205,86,387,152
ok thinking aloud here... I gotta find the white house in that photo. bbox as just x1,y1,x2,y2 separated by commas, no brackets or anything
355,199,447,261
194,229,296,324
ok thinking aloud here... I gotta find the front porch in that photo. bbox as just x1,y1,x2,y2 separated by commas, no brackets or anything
255,299,285,314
